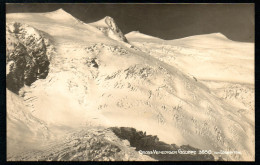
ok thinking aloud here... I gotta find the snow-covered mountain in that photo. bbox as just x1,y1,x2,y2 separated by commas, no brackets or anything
126,31,254,121
126,31,254,83
6,9,254,161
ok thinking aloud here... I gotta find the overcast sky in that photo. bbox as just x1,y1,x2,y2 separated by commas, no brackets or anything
6,3,254,42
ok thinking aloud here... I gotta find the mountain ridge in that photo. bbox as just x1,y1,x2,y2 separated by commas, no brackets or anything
126,31,233,42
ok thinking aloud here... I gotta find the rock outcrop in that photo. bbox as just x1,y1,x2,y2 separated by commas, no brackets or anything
6,22,51,93
110,127,215,161
90,16,128,43
8,128,154,161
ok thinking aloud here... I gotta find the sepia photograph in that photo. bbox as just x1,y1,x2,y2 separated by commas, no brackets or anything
6,3,254,161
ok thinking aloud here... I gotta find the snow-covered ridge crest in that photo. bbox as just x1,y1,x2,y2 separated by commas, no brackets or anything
126,31,229,42
13,8,129,43
126,31,163,40
43,8,90,26
175,32,229,41
44,8,75,20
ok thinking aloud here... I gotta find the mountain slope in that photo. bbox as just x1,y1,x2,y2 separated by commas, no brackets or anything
126,31,254,84
6,9,254,161
126,31,254,121
7,90,51,157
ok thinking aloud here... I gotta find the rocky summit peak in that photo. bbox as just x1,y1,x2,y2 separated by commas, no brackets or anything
104,16,114,21
90,16,128,43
